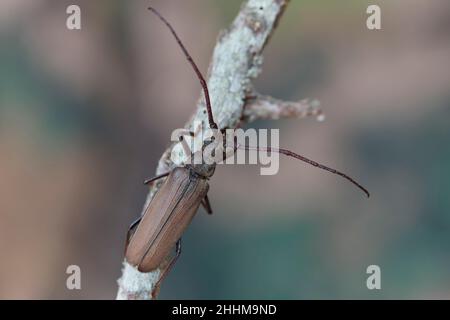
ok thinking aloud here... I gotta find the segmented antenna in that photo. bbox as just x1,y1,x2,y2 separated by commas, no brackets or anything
242,146,370,197
148,7,218,129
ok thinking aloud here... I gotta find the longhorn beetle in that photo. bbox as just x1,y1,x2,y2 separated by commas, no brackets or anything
124,7,370,295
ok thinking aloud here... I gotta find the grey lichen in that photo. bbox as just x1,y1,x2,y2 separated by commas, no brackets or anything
116,262,160,300
243,95,323,123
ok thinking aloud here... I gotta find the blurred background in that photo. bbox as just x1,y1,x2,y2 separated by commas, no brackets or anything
0,0,449,299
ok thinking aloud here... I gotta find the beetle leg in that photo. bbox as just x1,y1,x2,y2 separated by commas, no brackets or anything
124,216,142,255
143,171,170,185
152,239,182,297
201,194,213,214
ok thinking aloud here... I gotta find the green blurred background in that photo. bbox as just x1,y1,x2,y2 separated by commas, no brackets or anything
1,0,449,299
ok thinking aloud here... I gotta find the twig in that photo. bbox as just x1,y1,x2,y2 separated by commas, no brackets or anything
117,0,291,300
243,94,324,123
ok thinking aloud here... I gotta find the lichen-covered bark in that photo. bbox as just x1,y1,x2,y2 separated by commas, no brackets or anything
117,0,290,300
243,95,324,123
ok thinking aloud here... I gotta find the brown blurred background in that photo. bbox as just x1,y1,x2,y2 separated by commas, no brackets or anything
1,0,450,299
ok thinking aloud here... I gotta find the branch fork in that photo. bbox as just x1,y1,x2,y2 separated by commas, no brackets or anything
117,0,321,300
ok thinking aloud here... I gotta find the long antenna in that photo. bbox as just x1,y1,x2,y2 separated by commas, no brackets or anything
242,145,370,198
148,7,218,129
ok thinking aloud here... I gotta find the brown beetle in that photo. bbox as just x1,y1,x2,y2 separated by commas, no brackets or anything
125,7,369,294
126,164,214,272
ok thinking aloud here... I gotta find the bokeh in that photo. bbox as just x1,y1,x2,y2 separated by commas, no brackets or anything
1,0,449,299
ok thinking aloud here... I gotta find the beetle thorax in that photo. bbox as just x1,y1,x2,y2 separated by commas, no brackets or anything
187,163,215,178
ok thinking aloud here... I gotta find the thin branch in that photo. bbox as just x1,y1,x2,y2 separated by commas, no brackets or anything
117,0,291,300
243,94,324,123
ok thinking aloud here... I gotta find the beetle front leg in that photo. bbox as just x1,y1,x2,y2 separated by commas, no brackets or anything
152,239,182,297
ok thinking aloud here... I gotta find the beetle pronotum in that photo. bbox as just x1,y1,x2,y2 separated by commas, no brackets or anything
124,7,369,295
